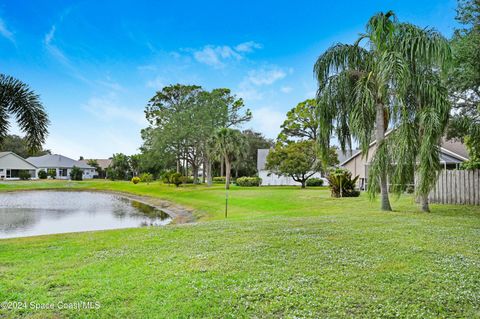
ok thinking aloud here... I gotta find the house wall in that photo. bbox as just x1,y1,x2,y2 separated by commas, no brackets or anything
258,170,325,186
35,168,96,179
342,144,377,189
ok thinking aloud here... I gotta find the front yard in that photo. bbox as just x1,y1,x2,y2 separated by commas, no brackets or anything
0,181,479,318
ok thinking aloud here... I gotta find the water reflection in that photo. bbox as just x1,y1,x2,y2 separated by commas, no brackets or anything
0,191,171,239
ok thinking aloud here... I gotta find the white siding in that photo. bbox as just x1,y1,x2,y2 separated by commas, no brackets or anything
258,170,325,186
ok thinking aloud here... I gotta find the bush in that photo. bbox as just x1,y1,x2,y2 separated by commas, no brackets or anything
38,170,48,179
236,176,262,187
405,185,415,194
306,177,324,187
160,170,175,185
170,172,183,187
326,168,360,197
184,176,194,184
139,173,153,184
131,176,140,184
69,166,83,181
19,170,31,180
47,169,56,179
213,176,226,183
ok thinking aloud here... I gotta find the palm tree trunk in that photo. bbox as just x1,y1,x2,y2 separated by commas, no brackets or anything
420,194,430,212
375,103,392,211
220,156,224,177
225,158,231,190
206,158,212,186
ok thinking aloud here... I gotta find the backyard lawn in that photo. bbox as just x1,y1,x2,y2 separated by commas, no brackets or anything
0,180,479,318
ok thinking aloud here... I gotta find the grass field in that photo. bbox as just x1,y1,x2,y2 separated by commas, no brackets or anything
0,180,479,318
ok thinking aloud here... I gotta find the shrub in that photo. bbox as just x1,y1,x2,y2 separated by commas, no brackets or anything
326,168,360,197
18,170,31,180
160,170,175,185
184,176,194,184
47,169,56,179
405,185,415,194
139,173,153,184
38,170,48,179
170,172,183,187
236,176,262,187
213,176,226,184
306,177,324,187
69,166,83,181
131,176,140,184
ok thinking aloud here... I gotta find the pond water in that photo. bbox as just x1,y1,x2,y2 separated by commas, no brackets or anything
0,191,171,239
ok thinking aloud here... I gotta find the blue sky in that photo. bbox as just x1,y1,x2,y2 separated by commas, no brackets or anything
0,0,458,159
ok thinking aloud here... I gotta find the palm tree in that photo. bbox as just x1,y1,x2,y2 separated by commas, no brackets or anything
214,128,247,190
0,74,49,152
314,11,450,212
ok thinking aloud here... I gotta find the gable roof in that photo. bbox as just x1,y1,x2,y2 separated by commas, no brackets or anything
79,159,112,170
27,154,93,169
0,151,38,169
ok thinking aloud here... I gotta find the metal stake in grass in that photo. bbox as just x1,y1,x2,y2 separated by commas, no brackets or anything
225,182,228,218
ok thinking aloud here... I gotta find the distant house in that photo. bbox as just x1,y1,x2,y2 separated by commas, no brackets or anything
340,138,469,190
0,152,37,180
79,159,112,178
257,149,325,186
27,154,96,179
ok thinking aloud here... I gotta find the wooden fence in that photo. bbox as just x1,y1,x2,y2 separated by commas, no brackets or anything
428,170,480,205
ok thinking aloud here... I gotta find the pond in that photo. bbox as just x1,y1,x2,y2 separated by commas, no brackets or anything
0,191,171,239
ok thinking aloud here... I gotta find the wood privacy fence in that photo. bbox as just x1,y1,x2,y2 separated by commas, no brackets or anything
428,170,480,205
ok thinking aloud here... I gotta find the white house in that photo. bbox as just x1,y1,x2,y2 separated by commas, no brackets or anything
257,149,326,186
27,154,96,179
0,152,37,180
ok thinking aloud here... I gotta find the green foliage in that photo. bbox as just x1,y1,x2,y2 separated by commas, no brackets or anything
86,159,101,177
278,99,320,142
47,169,56,179
266,140,322,188
161,170,176,185
447,0,480,151
0,74,49,153
139,173,154,184
213,128,248,189
0,135,50,158
235,176,262,187
212,176,226,184
37,169,48,179
326,168,360,197
108,153,131,180
234,130,273,177
69,166,83,181
131,176,140,184
306,177,324,187
314,11,451,211
18,170,31,180
460,136,480,169
170,172,183,187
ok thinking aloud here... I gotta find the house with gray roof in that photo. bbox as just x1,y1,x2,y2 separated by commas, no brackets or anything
340,137,469,190
0,152,37,180
27,154,96,179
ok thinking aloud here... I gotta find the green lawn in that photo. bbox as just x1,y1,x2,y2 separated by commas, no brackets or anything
0,180,479,318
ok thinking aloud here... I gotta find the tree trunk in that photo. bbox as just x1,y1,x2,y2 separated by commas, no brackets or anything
225,158,231,190
375,103,392,211
220,156,224,177
202,158,206,184
420,194,430,212
192,164,199,184
176,156,180,173
301,180,306,188
206,158,212,186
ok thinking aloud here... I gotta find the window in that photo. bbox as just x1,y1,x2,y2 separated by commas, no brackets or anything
58,168,68,177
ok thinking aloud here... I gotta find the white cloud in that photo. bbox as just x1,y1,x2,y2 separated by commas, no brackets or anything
249,107,285,138
0,18,14,43
43,25,70,64
191,41,262,68
247,67,287,86
280,86,293,93
146,76,165,89
235,41,262,53
82,93,146,127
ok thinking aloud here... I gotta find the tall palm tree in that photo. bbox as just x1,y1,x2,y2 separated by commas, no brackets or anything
0,74,49,152
214,128,247,190
314,11,450,211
